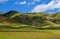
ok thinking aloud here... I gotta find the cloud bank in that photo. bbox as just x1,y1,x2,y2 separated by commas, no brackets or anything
32,0,60,12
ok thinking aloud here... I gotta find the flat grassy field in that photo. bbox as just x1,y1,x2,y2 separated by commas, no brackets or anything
0,30,60,39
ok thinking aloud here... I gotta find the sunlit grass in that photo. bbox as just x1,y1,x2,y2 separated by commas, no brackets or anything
0,23,60,39
0,30,60,39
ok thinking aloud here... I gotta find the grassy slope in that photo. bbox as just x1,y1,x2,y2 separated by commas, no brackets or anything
0,24,60,39
0,23,60,31
0,23,60,39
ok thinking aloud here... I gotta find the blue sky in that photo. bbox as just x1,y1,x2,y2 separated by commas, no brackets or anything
0,0,60,13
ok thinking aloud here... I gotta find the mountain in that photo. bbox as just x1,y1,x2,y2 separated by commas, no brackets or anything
3,11,20,18
0,11,60,27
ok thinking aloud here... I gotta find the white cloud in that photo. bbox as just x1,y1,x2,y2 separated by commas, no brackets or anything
16,1,27,5
27,0,40,5
0,0,8,3
32,0,40,4
32,0,60,12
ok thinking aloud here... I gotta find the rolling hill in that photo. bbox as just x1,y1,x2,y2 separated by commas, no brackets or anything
0,11,60,30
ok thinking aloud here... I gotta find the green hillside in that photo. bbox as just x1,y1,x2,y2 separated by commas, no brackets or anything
0,11,60,30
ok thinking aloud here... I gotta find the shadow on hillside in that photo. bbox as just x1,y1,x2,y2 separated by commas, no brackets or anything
35,27,60,30
0,25,60,31
0,25,16,29
0,25,33,29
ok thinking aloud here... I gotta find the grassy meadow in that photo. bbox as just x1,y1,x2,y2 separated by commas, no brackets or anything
0,24,60,39
0,30,60,39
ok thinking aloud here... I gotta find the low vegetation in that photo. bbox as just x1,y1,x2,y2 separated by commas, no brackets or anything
0,11,60,39
0,11,60,30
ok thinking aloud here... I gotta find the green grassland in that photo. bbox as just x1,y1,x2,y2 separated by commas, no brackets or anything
0,23,60,39
0,30,60,39
0,24,60,39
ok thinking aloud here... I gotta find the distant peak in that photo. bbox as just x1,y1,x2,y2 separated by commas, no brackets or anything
3,11,20,18
7,11,19,13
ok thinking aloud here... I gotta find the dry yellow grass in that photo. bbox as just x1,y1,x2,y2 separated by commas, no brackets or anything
0,30,60,39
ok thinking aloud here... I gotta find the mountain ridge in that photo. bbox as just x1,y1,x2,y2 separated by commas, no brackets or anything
0,11,60,27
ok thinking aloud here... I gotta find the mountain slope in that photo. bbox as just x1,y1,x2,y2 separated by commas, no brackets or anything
0,11,60,27
3,11,20,18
